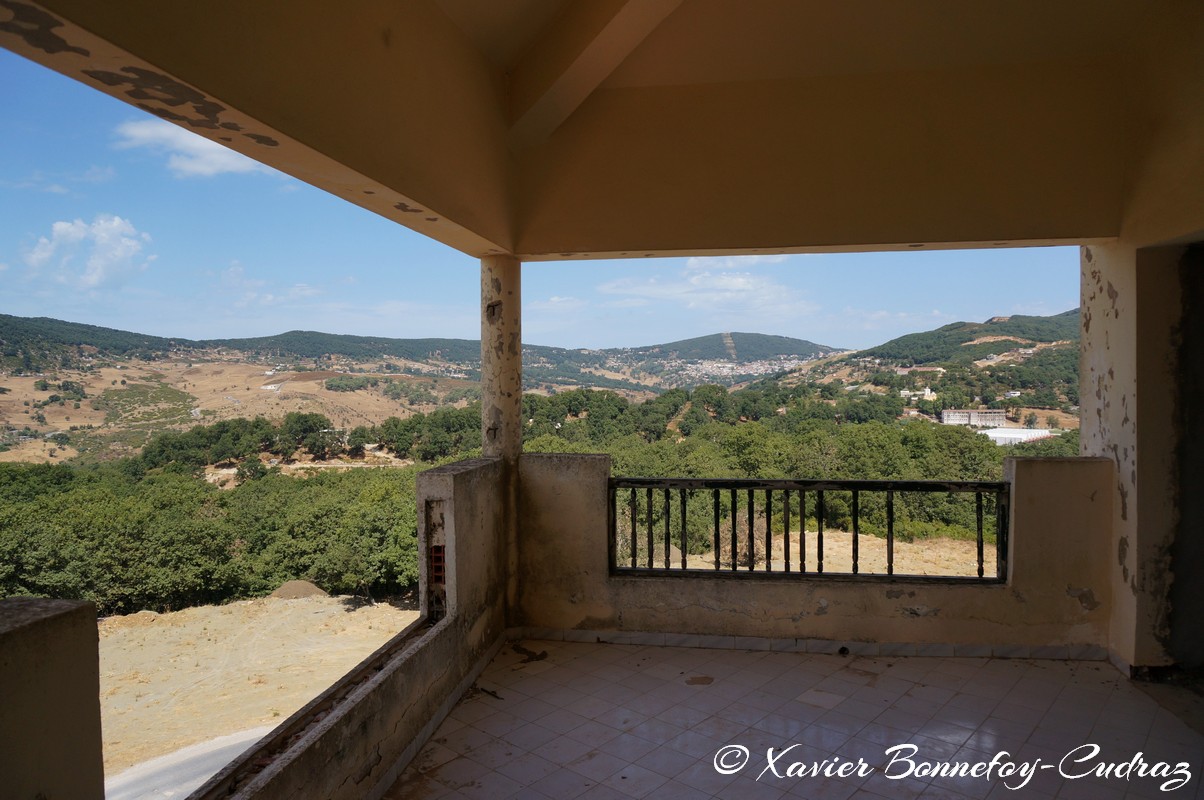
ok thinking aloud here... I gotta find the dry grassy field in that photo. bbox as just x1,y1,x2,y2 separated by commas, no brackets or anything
0,356,478,463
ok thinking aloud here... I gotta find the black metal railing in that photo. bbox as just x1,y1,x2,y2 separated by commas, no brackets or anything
608,477,1009,582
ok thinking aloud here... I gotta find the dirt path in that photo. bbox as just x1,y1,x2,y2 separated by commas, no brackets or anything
99,596,419,774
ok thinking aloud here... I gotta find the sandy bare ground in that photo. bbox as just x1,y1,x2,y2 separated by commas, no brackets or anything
635,529,988,577
0,439,79,463
98,596,419,774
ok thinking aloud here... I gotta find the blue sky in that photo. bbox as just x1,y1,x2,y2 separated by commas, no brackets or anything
0,49,1080,351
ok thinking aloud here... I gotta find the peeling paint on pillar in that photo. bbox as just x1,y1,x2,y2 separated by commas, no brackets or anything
1081,243,1187,667
480,255,521,461
1066,586,1100,611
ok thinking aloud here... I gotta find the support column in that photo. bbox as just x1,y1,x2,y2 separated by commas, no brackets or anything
480,256,522,620
1081,243,1183,671
480,255,522,461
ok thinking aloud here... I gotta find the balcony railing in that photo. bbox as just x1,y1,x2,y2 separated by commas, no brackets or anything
608,477,1009,582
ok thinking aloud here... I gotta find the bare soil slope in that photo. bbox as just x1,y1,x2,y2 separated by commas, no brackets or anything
99,595,419,773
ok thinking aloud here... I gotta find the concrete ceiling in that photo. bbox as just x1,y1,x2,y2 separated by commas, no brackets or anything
1,0,1200,259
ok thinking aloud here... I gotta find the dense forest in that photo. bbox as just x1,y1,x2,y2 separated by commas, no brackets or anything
848,345,1080,416
0,381,1076,615
861,309,1079,365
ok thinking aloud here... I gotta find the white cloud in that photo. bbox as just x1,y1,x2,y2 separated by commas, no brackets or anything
218,263,267,307
114,119,274,178
597,265,815,320
293,299,477,340
684,254,792,270
820,307,959,340
23,214,153,289
216,263,323,308
81,165,116,183
527,295,586,313
602,297,649,309
1,166,112,194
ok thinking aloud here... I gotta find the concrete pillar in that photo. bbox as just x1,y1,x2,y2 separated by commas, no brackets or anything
480,255,522,461
480,255,522,619
1080,243,1183,671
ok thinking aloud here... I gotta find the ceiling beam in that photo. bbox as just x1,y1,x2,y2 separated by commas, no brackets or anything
507,0,681,150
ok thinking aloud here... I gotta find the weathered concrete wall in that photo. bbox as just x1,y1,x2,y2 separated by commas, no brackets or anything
0,598,104,800
203,459,507,800
517,453,1114,651
1081,243,1140,665
1171,245,1204,667
1081,243,1184,669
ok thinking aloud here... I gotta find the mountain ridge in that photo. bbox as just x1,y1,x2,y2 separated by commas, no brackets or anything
0,313,837,389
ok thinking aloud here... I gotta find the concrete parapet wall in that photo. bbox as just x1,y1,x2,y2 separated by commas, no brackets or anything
0,597,104,800
518,453,1115,651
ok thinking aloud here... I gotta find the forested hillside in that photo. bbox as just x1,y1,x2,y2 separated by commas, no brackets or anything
861,309,1078,365
616,332,834,362
204,331,483,364
0,314,189,370
0,380,1076,615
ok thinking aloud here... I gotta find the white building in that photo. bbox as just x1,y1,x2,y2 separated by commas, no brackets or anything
979,428,1056,446
940,409,1007,426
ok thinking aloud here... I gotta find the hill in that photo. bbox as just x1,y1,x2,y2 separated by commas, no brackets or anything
0,314,193,370
0,314,836,390
750,309,1082,426
861,309,1079,365
616,331,834,362
202,331,483,364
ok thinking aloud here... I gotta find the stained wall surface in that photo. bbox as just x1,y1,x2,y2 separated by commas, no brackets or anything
517,453,1114,652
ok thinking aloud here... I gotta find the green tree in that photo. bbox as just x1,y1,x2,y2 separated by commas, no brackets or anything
347,426,374,458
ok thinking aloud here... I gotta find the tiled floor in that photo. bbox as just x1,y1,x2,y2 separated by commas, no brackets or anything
385,640,1204,799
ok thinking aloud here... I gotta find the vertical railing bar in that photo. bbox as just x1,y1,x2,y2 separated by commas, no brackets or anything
852,490,860,575
645,487,653,569
608,482,615,571
680,488,688,570
976,491,985,579
799,489,806,573
886,489,895,576
663,487,671,569
747,489,755,571
629,487,637,569
817,489,825,574
765,489,773,573
730,488,738,572
713,488,720,570
997,487,1009,579
612,477,1009,580
784,489,792,573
